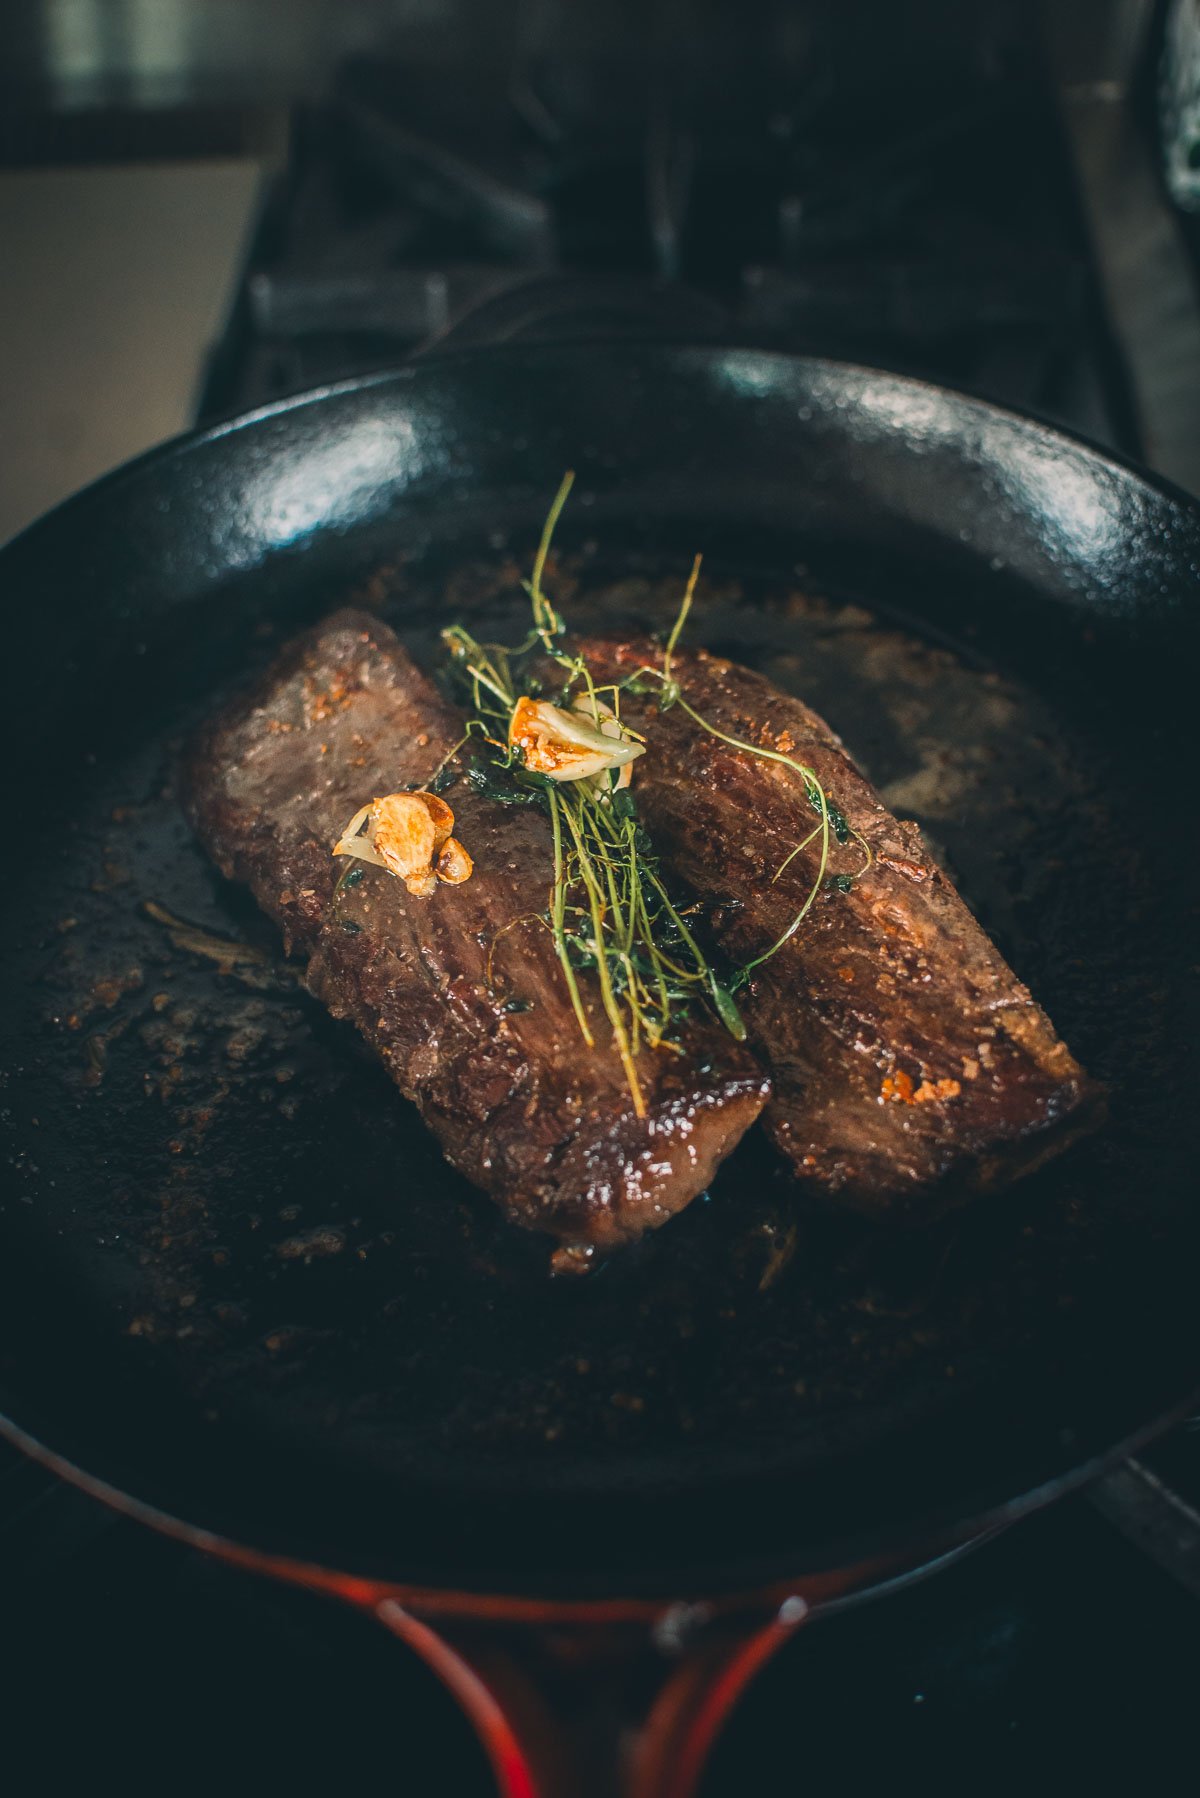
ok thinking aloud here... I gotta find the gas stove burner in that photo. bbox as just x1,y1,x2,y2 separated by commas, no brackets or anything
198,54,1131,457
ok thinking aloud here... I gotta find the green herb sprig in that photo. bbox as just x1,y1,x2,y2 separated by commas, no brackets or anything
441,472,868,1111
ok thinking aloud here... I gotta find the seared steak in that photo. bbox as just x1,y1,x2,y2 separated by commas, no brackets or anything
183,611,769,1253
583,638,1099,1216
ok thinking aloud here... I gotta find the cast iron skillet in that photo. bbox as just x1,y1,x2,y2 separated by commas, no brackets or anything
0,345,1197,1604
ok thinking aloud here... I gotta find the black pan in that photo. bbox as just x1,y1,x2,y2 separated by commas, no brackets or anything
1,345,1197,1609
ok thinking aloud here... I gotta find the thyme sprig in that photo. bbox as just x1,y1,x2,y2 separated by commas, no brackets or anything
444,496,739,1115
441,472,868,1110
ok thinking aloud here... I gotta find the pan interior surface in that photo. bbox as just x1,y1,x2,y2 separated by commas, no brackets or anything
0,349,1196,1595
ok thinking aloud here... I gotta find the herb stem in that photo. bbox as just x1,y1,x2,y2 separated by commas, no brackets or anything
558,787,645,1114
548,788,594,1048
529,470,575,644
663,552,702,688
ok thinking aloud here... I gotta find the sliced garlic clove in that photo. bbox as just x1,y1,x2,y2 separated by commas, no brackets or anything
333,789,473,895
510,695,645,783
570,701,639,797
570,695,622,739
403,868,439,898
550,701,643,765
332,802,375,859
436,836,474,885
411,790,455,851
333,838,390,868
369,792,438,886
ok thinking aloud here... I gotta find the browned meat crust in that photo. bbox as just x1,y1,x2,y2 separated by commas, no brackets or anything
582,638,1101,1217
182,611,769,1251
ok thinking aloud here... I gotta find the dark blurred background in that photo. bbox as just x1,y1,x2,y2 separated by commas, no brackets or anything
2,3,1200,1792
2,0,1199,543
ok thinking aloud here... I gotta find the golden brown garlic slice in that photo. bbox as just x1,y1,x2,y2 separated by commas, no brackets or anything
435,834,473,884
508,694,644,786
333,790,471,895
570,695,638,794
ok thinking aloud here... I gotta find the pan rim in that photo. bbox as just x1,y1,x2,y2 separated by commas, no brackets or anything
4,341,1200,563
2,1387,1197,1605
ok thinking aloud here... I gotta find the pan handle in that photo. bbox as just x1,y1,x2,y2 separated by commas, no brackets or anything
355,1537,986,1794
409,271,731,359
372,1595,807,1798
